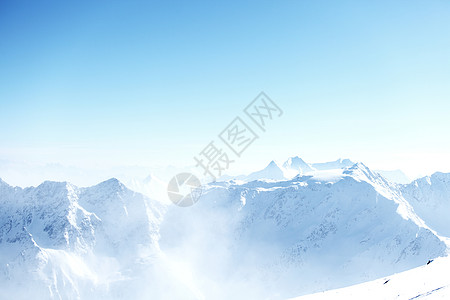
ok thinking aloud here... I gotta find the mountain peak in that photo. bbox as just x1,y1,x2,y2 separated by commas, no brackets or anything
0,178,14,192
267,160,279,168
339,158,353,164
312,158,355,171
342,162,392,189
33,180,75,192
282,156,314,174
244,160,286,182
0,177,8,186
284,156,305,165
86,178,128,196
97,177,124,188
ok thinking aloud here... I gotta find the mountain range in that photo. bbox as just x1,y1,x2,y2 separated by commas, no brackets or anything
0,157,449,299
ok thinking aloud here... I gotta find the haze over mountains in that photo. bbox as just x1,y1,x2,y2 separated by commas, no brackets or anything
0,156,414,192
0,157,449,299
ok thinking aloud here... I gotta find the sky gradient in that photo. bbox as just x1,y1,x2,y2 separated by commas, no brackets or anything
1,0,449,184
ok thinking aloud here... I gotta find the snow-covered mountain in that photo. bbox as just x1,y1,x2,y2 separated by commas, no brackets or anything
1,158,449,300
0,178,198,300
160,162,449,299
282,156,315,176
238,157,356,183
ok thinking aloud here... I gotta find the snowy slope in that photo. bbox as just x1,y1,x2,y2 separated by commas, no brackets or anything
290,256,450,300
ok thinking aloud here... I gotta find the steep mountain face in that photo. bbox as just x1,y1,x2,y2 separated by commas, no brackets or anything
0,180,100,299
160,163,448,299
402,172,450,237
78,178,162,259
0,178,198,300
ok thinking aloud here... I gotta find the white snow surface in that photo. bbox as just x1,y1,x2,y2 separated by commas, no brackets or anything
0,158,449,300
290,256,450,300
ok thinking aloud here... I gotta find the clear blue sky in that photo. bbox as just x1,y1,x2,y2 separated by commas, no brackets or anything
1,0,449,179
